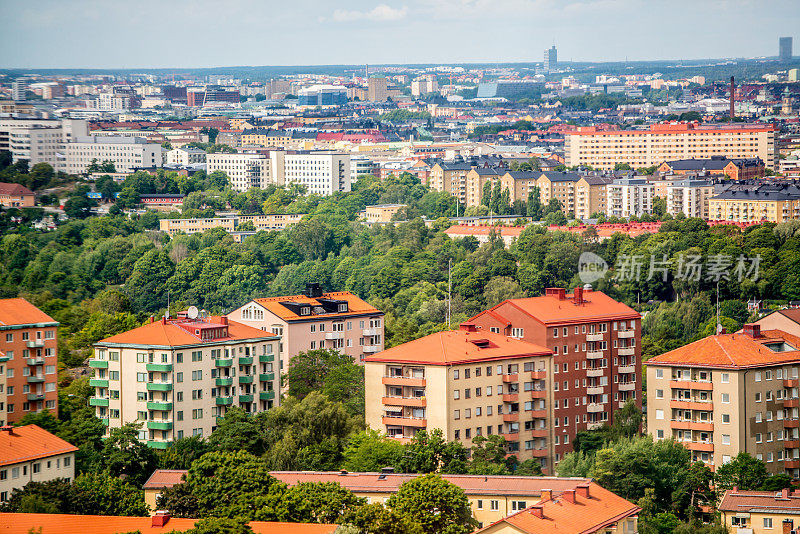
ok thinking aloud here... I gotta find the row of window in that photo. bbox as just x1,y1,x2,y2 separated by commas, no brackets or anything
4,330,55,342
0,457,71,481
5,399,56,413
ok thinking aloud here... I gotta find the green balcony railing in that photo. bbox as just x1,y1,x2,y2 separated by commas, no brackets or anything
259,354,274,363
89,397,109,407
147,421,173,431
27,375,45,383
146,363,173,372
216,397,233,406
147,401,172,411
100,418,109,426
88,360,108,368
259,391,275,401
89,378,109,388
27,393,45,401
238,394,254,403
259,373,275,382
238,357,253,365
147,441,170,450
215,377,233,387
146,382,173,392
215,359,233,367
238,375,253,384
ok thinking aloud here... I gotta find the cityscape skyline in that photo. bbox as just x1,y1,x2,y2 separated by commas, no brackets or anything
0,0,797,69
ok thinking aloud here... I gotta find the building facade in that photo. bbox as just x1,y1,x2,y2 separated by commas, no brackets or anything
89,314,280,448
719,487,800,534
159,214,305,236
206,152,274,192
709,185,800,223
469,288,641,465
282,152,351,195
0,118,88,167
0,299,59,423
606,176,654,218
0,183,35,208
665,178,714,219
166,147,206,166
62,136,163,174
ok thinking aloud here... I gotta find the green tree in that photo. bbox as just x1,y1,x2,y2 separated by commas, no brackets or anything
101,422,158,487
277,482,366,524
64,195,97,219
398,429,468,474
343,430,405,472
714,452,768,492
526,186,543,220
159,436,213,470
207,407,266,455
611,399,642,439
343,503,423,534
386,474,476,534
73,472,149,516
286,349,364,415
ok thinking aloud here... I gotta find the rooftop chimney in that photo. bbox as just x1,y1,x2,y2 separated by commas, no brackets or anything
161,316,167,325
0,425,14,434
563,489,576,503
152,511,171,527
460,322,478,332
576,483,590,499
545,288,567,300
782,488,790,500
743,323,761,338
220,316,228,326
540,489,552,501
573,286,584,305
529,505,544,519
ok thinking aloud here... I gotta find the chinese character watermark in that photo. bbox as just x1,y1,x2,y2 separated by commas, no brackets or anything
607,254,760,283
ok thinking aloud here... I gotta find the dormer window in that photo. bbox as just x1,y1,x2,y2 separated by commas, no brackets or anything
300,307,311,316
338,303,348,312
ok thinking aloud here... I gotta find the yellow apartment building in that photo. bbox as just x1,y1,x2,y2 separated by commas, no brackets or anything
708,188,800,223
719,488,800,534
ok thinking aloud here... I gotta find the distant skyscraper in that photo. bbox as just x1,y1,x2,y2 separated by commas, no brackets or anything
779,37,793,62
544,45,557,73
11,79,27,101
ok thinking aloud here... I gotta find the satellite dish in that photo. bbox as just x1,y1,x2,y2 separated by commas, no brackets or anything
187,306,199,320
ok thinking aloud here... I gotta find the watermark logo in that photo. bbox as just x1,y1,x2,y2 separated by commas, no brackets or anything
613,253,760,283
578,252,609,284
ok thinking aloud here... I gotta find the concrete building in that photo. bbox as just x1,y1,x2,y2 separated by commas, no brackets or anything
543,46,558,73
0,351,7,425
657,157,764,180
0,118,88,167
350,156,375,180
0,299,60,423
665,178,714,219
297,85,347,106
11,80,26,101
753,309,800,338
606,176,654,218
206,152,274,192
282,151,351,195
709,185,800,223
780,37,793,62
89,314,280,448
62,136,163,174
165,147,206,166
411,76,439,97
0,425,78,502
360,204,406,224
469,288,641,465
564,123,778,170
646,324,800,475
365,324,554,468
227,284,384,372
367,77,389,102
186,86,240,107
0,183,35,208
719,487,800,533
159,214,305,235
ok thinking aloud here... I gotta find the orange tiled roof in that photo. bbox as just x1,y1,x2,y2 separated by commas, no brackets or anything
0,183,34,196
647,329,800,369
0,298,57,327
478,482,640,534
143,468,592,498
0,513,338,534
97,317,275,347
718,488,800,512
0,425,79,467
475,290,639,326
364,325,551,365
445,225,526,238
252,291,382,322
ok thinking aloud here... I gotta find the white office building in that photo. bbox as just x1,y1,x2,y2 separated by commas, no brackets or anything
0,118,88,167
283,152,351,195
166,147,207,166
206,152,275,192
350,156,375,181
62,136,163,174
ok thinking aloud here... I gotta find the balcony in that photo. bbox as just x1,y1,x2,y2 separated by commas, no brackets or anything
215,359,233,367
100,418,109,426
686,441,714,452
503,433,520,442
238,375,254,384
27,393,44,401
325,332,344,340
239,394,254,403
587,351,604,359
363,328,380,336
670,420,714,432
238,356,253,365
89,360,108,369
89,397,109,407
146,382,173,392
26,357,45,366
26,340,45,348
530,370,547,380
587,369,604,377
89,378,109,388
147,401,173,411
503,413,519,422
530,409,547,419
363,345,382,353
259,354,275,363
147,441,170,450
618,365,636,374
530,428,548,438
618,330,635,339
26,375,45,383
216,397,234,405
670,380,713,391
785,399,800,408
785,460,800,469
215,377,233,387
531,448,548,458
502,393,518,402
785,379,799,388
259,373,275,382
382,416,426,428
618,347,635,356
586,333,604,342
619,383,637,392
587,422,604,430
147,421,173,431
785,440,800,449
502,374,519,384
587,403,604,413
530,389,547,399
670,400,712,411
382,396,426,407
146,363,173,372
587,386,604,395
382,376,426,387
259,391,275,401
785,419,800,428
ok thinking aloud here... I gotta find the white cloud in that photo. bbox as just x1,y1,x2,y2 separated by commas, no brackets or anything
332,4,408,22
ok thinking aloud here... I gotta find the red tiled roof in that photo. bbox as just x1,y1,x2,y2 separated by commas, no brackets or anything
97,317,274,347
445,225,525,238
0,425,79,467
647,329,800,369
718,488,800,512
0,183,34,196
143,468,592,498
0,299,57,327
478,482,640,534
364,324,551,365
0,513,338,534
250,292,382,323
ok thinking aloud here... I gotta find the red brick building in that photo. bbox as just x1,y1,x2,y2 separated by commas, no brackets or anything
0,299,59,422
469,287,641,463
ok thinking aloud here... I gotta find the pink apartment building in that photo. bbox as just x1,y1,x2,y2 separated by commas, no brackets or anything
227,284,385,374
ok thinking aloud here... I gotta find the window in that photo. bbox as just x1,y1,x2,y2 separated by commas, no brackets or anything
454,410,460,420
764,518,773,529
137,372,147,382
655,409,664,420
755,371,761,382
722,413,730,423
477,500,483,510
721,393,730,403
453,370,459,380
511,328,524,338
655,389,664,399
454,390,460,400
755,392,761,402
490,500,499,511
192,409,203,419
722,434,731,445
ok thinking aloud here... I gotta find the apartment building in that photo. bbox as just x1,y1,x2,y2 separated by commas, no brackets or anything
0,351,7,426
367,77,388,102
0,183,35,208
165,147,206,166
89,314,280,448
709,185,800,223
665,178,714,219
565,123,778,170
159,213,305,235
606,176,654,218
719,488,800,534
227,284,384,371
365,323,555,470
646,324,800,475
282,151,351,195
575,175,613,220
206,152,274,192
240,129,316,150
657,156,765,180
465,167,505,207
0,425,78,502
144,469,624,530
0,299,59,423
62,136,163,174
753,309,800,338
430,161,474,204
469,287,641,464
535,172,581,215
0,118,88,167
360,204,407,224
411,75,439,96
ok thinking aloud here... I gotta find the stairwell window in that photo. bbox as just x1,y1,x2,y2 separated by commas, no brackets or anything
511,328,524,338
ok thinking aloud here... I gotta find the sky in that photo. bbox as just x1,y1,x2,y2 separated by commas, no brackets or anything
0,0,798,69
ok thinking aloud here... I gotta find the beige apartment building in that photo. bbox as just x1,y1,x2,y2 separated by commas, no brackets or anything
665,178,714,219
647,324,800,476
227,284,385,372
90,314,280,448
565,123,778,170
364,323,556,471
360,204,407,224
708,188,800,223
159,214,305,236
206,152,276,192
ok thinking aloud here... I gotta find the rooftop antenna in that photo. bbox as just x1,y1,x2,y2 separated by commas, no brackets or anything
716,281,723,334
165,290,170,320
187,306,199,320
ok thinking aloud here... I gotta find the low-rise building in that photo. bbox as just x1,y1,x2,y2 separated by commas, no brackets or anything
646,324,800,476
719,487,800,534
227,284,384,371
0,425,78,502
159,214,305,235
0,183,34,208
166,147,206,166
658,157,764,180
709,185,800,223
89,314,281,448
361,204,407,224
